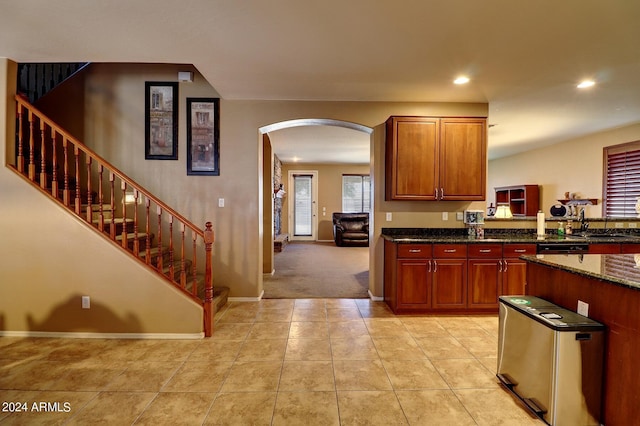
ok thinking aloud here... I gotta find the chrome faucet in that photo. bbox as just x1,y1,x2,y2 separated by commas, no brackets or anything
579,208,589,233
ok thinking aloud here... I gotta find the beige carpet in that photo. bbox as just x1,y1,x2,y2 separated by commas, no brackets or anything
263,242,369,298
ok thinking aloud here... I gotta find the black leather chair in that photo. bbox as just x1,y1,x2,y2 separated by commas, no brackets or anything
333,212,369,247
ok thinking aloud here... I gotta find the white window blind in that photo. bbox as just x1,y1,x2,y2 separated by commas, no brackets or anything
293,174,312,236
342,175,371,213
604,142,640,217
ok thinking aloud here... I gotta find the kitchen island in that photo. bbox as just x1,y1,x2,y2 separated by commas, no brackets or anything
524,253,640,426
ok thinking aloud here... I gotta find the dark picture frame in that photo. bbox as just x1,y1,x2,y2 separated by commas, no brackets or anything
186,97,220,176
145,82,179,160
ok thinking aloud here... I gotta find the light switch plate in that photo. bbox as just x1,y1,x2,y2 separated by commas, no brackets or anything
442,212,448,221
218,198,225,207
615,222,624,228
456,212,464,221
386,212,392,221
82,296,90,309
629,223,637,228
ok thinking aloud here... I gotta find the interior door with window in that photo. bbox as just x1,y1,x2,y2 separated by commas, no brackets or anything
289,171,318,241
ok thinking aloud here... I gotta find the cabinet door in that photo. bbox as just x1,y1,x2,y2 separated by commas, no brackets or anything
468,258,501,309
502,258,527,295
397,259,431,309
432,258,467,309
386,117,439,200
439,118,486,200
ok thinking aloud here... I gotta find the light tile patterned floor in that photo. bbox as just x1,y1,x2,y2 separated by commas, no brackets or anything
0,299,543,425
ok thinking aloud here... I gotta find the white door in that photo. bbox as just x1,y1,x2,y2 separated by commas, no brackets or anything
289,171,318,241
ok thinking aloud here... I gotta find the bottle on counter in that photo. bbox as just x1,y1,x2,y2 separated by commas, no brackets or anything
566,220,573,235
557,221,565,237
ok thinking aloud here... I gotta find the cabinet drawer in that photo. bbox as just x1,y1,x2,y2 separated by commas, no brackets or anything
468,244,503,258
433,244,467,258
503,244,537,257
398,244,432,258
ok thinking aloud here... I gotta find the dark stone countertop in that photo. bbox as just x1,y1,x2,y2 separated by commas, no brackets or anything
523,253,640,291
381,228,640,244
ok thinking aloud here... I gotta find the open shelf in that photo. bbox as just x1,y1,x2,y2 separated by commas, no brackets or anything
495,185,540,217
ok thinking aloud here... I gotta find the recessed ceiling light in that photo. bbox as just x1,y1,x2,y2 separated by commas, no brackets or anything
454,76,470,85
577,80,595,89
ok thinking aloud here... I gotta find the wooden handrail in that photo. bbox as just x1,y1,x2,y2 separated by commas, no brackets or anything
12,94,215,337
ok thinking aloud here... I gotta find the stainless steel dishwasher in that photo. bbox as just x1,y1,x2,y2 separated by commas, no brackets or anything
497,296,604,426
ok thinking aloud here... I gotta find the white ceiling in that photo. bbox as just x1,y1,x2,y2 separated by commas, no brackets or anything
2,0,640,163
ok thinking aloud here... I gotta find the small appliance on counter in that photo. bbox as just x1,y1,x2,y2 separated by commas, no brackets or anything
464,210,485,238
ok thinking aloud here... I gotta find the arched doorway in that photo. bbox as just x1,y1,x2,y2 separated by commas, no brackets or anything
259,119,374,298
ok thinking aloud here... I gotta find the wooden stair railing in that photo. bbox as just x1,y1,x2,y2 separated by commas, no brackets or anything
11,94,216,337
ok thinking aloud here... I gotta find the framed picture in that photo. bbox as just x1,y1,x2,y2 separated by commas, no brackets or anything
145,82,178,160
186,97,220,176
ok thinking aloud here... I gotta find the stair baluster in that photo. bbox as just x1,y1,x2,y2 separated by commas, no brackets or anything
204,222,214,337
145,198,152,264
180,223,187,288
51,127,59,197
16,102,24,173
85,156,93,222
39,120,46,189
168,215,175,280
62,138,70,207
132,189,139,256
74,146,81,215
192,233,198,295
28,110,35,180
121,181,128,249
156,206,163,271
97,165,104,232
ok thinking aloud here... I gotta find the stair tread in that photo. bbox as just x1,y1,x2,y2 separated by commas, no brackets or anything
114,232,151,241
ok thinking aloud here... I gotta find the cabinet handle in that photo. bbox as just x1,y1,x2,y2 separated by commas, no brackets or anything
440,188,444,199
435,188,438,199
433,260,437,272
498,260,503,272
408,249,421,253
444,249,457,253
514,249,526,253
427,259,432,273
503,260,508,272
479,249,492,253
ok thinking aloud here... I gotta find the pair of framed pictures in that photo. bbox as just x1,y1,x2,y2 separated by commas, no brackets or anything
144,81,220,176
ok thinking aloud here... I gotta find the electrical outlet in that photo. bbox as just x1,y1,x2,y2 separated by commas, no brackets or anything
82,296,90,309
456,212,464,221
386,212,392,221
442,212,448,221
615,222,624,228
629,222,637,228
577,300,589,317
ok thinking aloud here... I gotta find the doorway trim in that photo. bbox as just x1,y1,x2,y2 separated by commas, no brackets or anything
288,170,318,241
259,118,374,293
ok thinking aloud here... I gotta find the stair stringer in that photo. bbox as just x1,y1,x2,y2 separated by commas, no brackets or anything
0,168,204,337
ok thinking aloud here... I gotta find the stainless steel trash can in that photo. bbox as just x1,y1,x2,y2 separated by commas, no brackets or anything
497,296,604,426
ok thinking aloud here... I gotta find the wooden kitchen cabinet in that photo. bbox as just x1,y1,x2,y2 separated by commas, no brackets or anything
385,116,487,201
384,241,433,313
432,244,467,310
502,244,537,295
467,244,503,309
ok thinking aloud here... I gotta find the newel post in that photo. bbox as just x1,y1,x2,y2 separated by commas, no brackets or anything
203,221,215,337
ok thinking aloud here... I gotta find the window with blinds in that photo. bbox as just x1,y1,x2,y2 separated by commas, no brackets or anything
604,141,640,217
342,175,371,213
603,254,640,283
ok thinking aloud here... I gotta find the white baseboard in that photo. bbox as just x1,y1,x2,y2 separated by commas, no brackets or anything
0,331,204,339
368,290,384,301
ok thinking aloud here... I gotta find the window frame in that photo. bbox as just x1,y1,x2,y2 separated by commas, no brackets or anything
342,174,371,213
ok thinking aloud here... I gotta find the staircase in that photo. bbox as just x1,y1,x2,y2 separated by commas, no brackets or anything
10,94,228,336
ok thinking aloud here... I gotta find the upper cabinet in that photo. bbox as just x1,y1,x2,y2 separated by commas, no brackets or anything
385,116,487,201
